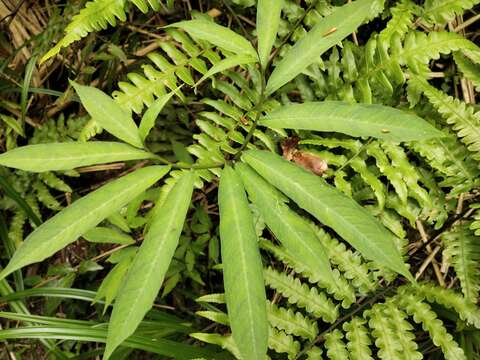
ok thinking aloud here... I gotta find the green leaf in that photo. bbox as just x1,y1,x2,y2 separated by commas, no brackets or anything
260,101,444,141
104,171,194,359
257,0,283,68
21,55,38,128
0,174,41,226
71,81,143,148
195,55,257,86
0,114,24,137
218,166,268,360
0,142,155,172
83,227,135,245
242,150,413,281
0,325,228,359
236,163,335,286
0,166,170,280
166,20,257,58
266,0,378,95
139,92,175,142
94,255,134,313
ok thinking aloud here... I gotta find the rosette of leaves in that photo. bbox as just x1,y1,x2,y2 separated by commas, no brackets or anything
0,0,458,359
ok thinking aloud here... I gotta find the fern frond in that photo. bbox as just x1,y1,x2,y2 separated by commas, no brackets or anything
78,118,103,142
269,327,301,360
442,224,480,302
260,239,356,308
409,76,480,160
189,333,241,359
383,300,423,360
343,317,373,360
378,0,417,41
365,304,403,359
409,131,480,195
267,300,318,341
421,0,480,26
471,204,480,236
263,267,339,323
402,283,480,329
8,209,27,247
454,52,480,92
324,329,349,360
41,0,127,63
313,227,377,295
305,346,323,359
128,0,162,13
396,292,466,360
112,29,217,113
196,310,229,326
39,172,72,193
32,181,62,211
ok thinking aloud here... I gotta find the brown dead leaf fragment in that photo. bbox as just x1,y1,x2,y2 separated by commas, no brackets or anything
293,151,328,175
281,136,300,161
281,137,328,175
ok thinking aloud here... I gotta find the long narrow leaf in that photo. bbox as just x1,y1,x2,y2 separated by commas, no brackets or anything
0,142,156,172
104,172,195,359
260,101,444,141
266,0,378,95
139,92,175,142
218,166,268,360
167,20,257,58
257,0,283,68
71,81,143,148
0,326,228,359
0,273,67,359
0,287,99,303
236,163,335,286
242,150,413,281
0,166,170,280
21,55,38,128
195,55,257,87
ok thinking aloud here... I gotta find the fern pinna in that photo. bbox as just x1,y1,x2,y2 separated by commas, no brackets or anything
0,0,479,359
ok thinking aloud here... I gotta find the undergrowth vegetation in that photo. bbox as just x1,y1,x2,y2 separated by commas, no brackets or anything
0,0,480,359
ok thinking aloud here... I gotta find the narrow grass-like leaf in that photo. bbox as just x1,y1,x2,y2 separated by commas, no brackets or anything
219,166,268,360
236,163,335,286
0,166,170,280
260,102,444,141
83,227,134,245
195,55,257,86
0,326,227,359
242,150,413,281
167,20,257,58
257,0,283,68
0,287,99,303
139,92,175,142
21,55,38,128
266,0,378,95
0,273,67,359
104,171,194,359
0,114,24,137
0,142,155,172
71,81,143,148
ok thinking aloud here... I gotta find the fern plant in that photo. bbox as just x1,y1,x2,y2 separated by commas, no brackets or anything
0,0,479,359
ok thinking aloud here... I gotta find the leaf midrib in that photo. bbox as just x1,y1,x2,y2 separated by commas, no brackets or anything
111,192,185,346
227,182,260,357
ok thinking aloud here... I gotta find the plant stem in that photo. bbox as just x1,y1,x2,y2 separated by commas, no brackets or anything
233,67,267,160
